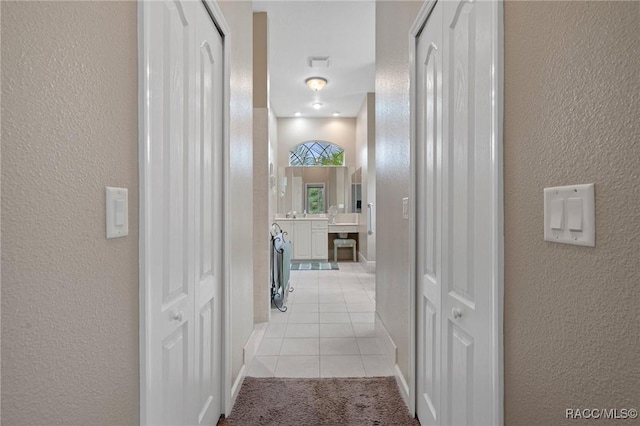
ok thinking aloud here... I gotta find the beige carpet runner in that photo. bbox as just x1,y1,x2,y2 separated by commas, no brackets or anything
218,376,420,426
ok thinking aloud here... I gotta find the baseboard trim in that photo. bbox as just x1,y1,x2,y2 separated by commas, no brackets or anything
243,322,268,367
375,313,397,362
375,314,410,408
394,364,411,409
230,364,246,407
231,323,268,410
357,252,376,273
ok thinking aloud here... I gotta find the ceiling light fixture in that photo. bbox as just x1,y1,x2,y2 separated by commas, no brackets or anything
312,102,323,110
332,112,340,117
294,112,302,117
305,77,328,92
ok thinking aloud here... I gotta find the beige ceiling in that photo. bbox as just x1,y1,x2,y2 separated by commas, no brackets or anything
253,0,376,118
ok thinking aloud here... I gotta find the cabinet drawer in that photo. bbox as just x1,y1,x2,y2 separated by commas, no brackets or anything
328,225,358,233
311,220,328,230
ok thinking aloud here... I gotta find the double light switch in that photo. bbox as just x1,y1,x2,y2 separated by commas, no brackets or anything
544,184,594,246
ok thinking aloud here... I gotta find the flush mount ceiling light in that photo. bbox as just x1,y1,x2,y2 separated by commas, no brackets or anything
294,112,302,117
305,77,328,92
312,102,323,110
332,112,340,117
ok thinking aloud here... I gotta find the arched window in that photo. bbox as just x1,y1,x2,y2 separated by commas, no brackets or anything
289,141,345,166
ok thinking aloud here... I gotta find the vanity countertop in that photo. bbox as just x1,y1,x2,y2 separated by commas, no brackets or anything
274,217,328,221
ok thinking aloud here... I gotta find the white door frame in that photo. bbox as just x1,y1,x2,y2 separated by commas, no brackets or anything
409,0,504,423
137,0,233,422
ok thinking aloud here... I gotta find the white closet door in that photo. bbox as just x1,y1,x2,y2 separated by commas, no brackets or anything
414,0,502,424
192,1,223,424
440,0,500,424
416,2,443,425
142,1,224,424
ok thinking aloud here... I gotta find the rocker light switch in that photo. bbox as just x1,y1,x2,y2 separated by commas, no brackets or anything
567,198,583,231
544,184,595,247
106,187,128,239
550,199,564,230
114,199,125,226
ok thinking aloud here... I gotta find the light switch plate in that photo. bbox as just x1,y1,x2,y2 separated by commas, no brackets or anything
402,197,409,219
106,187,128,239
543,184,594,247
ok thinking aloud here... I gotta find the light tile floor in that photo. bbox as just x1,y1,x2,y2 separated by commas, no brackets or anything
247,261,394,378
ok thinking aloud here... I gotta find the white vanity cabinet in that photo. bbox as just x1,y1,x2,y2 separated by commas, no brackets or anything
311,220,328,259
292,220,312,259
275,218,327,261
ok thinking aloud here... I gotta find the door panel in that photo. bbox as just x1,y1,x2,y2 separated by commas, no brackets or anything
448,0,476,305
144,1,223,424
415,0,501,424
448,324,474,426
441,0,497,424
163,326,189,425
197,301,215,422
147,2,196,424
193,2,223,423
416,2,443,425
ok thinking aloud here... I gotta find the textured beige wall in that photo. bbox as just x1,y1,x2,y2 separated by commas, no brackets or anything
253,12,268,110
253,13,270,323
1,1,139,424
218,0,255,384
0,3,3,420
504,1,640,424
375,0,423,381
253,108,270,323
277,117,357,169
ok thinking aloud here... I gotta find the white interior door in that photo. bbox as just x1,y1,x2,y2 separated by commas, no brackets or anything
192,3,223,424
141,1,224,425
416,2,443,425
414,0,502,425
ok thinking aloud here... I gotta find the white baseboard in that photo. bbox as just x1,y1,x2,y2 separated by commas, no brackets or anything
357,252,376,273
375,314,410,409
230,322,268,412
230,364,246,409
394,364,411,409
243,322,268,367
375,313,397,362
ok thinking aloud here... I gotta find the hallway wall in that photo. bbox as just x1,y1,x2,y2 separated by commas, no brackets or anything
503,1,640,424
374,0,423,384
218,0,255,387
253,12,270,323
1,2,139,424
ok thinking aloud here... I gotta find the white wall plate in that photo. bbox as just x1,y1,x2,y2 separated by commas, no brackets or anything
106,187,128,239
543,184,595,247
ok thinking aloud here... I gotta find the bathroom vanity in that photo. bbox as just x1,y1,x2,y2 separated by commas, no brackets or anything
274,217,328,260
274,213,361,261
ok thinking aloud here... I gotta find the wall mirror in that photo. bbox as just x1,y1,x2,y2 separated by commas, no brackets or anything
279,166,355,214
351,167,362,213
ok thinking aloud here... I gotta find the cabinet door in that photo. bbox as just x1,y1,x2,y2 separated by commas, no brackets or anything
275,221,293,238
312,230,328,260
293,221,312,259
